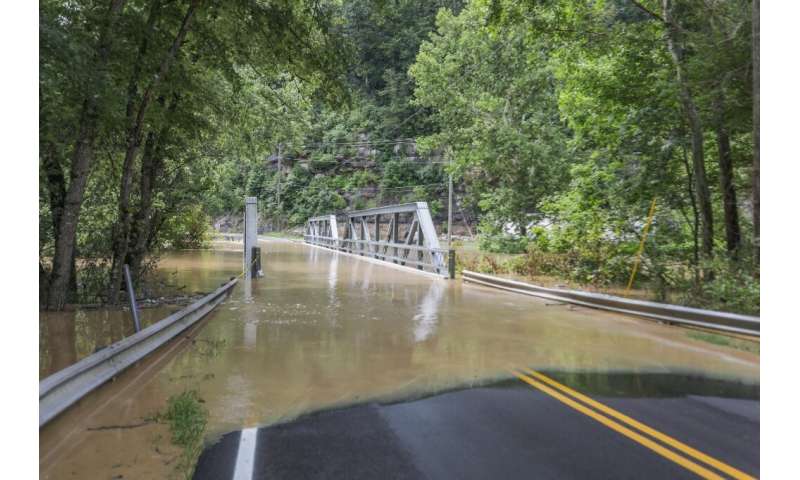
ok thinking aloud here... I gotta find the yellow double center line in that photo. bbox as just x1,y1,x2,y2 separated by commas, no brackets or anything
511,368,755,480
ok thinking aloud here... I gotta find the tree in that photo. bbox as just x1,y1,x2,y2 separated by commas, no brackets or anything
410,2,570,235
46,0,127,310
752,0,759,264
41,0,348,309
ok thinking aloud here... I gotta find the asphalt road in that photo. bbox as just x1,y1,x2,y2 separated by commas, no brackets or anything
194,371,759,480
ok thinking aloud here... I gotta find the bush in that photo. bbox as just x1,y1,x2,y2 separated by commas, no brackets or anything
684,259,760,315
158,205,211,249
478,233,528,254
310,152,337,172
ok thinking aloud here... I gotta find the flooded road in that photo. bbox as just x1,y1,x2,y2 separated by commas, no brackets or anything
39,239,759,479
39,306,177,379
38,249,241,380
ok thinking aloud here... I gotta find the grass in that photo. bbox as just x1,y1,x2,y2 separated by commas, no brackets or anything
155,390,209,479
686,330,760,355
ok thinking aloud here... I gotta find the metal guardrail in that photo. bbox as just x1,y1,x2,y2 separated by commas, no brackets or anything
39,278,238,428
461,270,759,337
305,203,452,278
216,232,243,242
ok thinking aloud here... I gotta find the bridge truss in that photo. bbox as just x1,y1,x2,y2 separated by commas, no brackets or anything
304,202,452,278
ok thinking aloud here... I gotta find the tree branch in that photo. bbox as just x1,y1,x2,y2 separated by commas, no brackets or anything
629,0,665,23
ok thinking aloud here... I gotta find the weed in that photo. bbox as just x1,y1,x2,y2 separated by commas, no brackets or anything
154,390,209,479
686,331,759,355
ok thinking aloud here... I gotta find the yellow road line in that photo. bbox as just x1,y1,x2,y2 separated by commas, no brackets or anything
511,370,724,480
520,368,755,480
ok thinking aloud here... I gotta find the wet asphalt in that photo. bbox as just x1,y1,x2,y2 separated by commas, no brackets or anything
193,373,759,480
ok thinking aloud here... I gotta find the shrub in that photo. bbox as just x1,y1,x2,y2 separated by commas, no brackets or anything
478,233,528,254
158,205,211,249
686,259,760,315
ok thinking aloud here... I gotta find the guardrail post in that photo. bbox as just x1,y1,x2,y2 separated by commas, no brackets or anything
448,249,456,279
123,264,141,332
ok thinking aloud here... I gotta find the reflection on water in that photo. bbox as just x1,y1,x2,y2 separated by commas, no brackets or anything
40,239,759,479
39,307,177,379
540,370,759,399
39,248,243,380
414,281,444,342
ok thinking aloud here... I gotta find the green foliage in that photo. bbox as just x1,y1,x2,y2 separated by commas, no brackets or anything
159,390,209,479
685,258,760,316
478,234,528,254
411,1,571,233
39,0,759,314
157,205,212,250
39,0,350,305
310,153,337,172
686,331,759,355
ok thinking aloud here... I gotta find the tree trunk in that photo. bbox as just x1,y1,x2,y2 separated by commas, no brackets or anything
42,143,67,237
128,128,167,278
752,0,760,265
681,142,700,270
127,94,179,279
107,0,200,303
713,82,741,258
662,0,714,262
47,0,127,310
42,145,81,301
128,132,161,278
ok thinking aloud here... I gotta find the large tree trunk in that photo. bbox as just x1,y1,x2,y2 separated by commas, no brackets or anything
681,142,700,270
107,0,200,304
752,0,760,265
41,144,79,303
42,144,66,237
127,94,179,279
127,131,161,279
662,0,714,263
713,82,741,258
47,0,128,311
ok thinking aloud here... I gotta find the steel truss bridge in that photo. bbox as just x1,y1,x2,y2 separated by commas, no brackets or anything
304,202,453,278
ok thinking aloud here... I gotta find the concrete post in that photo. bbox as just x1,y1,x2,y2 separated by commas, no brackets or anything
244,197,258,280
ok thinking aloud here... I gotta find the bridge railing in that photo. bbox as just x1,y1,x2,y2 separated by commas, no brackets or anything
304,203,451,278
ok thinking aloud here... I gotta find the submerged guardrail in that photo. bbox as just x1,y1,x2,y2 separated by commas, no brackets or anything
39,278,238,428
461,270,759,337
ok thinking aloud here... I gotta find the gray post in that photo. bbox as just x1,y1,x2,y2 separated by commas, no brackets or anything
123,264,141,333
244,197,258,280
448,249,456,279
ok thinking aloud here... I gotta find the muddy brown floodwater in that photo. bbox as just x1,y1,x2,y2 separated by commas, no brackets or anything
39,239,759,479
38,249,243,380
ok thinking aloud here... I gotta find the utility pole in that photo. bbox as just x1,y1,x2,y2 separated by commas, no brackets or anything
276,144,282,231
447,148,453,248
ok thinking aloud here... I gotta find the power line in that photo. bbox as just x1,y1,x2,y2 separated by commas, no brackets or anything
249,181,446,196
276,138,417,151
